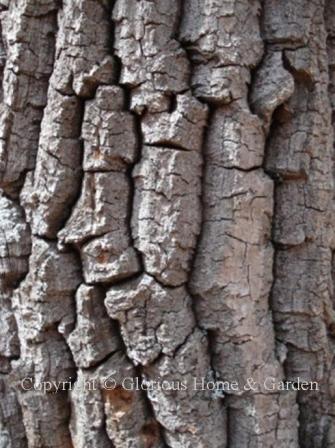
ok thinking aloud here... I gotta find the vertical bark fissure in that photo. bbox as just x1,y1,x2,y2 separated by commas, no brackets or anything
258,1,335,446
175,0,225,389
0,1,61,446
0,4,7,104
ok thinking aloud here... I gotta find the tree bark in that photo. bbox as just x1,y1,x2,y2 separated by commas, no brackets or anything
0,0,334,447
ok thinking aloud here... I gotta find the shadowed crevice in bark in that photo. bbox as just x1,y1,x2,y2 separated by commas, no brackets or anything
0,1,62,445
0,6,7,104
259,0,335,446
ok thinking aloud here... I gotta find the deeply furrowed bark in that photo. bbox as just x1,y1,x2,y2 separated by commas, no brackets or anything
0,1,334,447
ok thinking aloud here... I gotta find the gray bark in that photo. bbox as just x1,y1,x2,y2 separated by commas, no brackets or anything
0,0,334,447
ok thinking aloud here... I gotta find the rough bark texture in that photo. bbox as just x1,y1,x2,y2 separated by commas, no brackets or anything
0,0,334,447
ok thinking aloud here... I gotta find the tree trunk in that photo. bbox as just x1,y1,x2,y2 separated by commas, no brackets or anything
0,0,334,447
